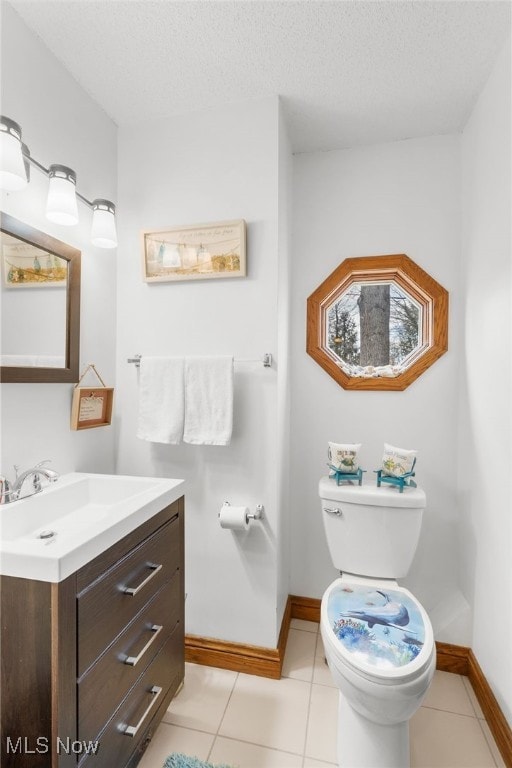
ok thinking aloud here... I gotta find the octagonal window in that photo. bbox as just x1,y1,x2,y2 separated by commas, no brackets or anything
325,280,423,378
307,254,448,390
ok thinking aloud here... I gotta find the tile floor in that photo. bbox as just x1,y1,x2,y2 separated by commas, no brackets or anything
139,619,505,768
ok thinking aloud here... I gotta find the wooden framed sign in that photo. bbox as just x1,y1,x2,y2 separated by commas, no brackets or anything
71,387,113,430
71,364,113,430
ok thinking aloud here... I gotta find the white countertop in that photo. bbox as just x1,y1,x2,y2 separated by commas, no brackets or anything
0,472,185,582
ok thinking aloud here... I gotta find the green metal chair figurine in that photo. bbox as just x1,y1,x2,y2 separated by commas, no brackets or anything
328,465,366,486
374,458,417,493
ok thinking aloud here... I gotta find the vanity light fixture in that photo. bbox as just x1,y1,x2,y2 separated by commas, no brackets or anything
0,115,117,249
46,164,79,226
91,199,117,249
0,117,28,191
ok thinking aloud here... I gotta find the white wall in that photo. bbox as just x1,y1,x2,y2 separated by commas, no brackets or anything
0,4,118,478
276,104,293,625
290,135,467,641
459,36,511,724
115,97,288,648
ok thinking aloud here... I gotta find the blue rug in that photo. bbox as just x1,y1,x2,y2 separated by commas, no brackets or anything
163,754,233,768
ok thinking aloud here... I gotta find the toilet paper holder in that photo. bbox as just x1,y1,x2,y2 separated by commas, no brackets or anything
221,501,264,521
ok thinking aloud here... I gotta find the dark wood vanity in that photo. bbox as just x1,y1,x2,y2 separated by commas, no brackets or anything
0,497,184,767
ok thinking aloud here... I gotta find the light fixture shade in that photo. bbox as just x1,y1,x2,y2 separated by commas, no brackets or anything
0,116,28,191
91,199,117,248
46,164,78,225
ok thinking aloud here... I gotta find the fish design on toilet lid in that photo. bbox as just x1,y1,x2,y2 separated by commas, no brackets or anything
327,584,426,670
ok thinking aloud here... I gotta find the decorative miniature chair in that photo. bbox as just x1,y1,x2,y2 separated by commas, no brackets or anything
328,464,366,486
374,458,417,493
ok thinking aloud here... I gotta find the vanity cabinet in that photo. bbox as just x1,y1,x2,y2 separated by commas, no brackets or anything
0,497,184,767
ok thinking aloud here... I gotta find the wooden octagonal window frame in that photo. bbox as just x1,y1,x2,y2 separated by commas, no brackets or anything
306,254,449,391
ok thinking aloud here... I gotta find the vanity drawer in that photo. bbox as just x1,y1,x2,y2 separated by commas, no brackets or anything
79,573,182,744
79,629,183,768
78,516,180,675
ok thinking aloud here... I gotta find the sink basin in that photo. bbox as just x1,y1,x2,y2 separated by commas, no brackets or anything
0,472,185,582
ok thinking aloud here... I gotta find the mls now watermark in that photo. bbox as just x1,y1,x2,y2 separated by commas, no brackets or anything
5,736,100,756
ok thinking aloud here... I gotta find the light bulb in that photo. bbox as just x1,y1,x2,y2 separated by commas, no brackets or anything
46,164,78,226
91,199,117,248
0,116,28,191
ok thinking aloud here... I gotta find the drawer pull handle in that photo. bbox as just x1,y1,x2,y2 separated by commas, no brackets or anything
125,624,163,666
123,563,163,596
123,685,163,737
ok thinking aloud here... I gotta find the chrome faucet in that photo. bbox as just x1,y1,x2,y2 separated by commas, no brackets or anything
0,460,59,504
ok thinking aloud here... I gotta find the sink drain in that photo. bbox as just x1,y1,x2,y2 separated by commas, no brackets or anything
37,530,56,540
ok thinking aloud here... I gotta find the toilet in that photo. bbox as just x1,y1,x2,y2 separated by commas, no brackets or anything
319,477,436,768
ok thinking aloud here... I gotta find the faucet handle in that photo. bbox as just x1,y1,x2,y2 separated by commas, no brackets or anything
35,460,59,482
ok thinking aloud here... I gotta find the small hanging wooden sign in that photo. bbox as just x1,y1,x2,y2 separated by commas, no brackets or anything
71,364,114,430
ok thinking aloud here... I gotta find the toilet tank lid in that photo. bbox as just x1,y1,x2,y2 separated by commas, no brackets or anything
319,477,426,508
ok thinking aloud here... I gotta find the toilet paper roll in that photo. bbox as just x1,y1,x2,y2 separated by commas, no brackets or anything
219,505,250,531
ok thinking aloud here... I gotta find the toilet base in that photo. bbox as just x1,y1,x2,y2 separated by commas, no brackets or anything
338,690,409,768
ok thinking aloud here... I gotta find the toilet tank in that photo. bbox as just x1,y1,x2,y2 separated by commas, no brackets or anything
319,477,426,579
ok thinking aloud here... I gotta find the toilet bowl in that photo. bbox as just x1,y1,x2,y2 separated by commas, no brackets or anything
319,478,436,768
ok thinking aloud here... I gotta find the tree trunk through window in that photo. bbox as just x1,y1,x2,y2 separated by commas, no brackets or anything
358,284,390,366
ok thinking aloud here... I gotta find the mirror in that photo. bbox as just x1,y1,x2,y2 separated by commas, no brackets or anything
307,254,448,391
0,213,81,383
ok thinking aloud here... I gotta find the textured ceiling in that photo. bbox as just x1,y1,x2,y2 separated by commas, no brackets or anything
6,0,512,153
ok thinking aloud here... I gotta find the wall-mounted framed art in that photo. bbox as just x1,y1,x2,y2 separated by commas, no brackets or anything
141,219,246,283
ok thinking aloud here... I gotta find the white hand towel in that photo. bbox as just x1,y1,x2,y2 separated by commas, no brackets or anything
183,356,233,446
137,357,185,444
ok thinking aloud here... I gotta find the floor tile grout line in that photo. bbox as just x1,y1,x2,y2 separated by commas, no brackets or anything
205,670,240,763
300,631,322,766
162,721,220,737
208,731,305,760
475,718,500,768
421,703,480,719
290,621,319,634
282,627,317,685
458,672,483,720
461,674,486,720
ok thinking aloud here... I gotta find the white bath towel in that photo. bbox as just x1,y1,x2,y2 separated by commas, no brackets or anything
137,357,185,444
183,356,233,445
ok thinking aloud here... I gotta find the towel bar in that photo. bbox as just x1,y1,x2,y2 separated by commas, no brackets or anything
127,353,272,368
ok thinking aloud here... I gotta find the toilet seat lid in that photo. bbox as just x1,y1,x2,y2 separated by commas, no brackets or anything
323,580,433,682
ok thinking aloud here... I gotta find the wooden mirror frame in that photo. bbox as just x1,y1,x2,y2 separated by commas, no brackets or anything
0,213,81,383
307,254,448,391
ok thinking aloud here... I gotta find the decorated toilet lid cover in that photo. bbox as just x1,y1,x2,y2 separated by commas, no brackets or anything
327,583,426,670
